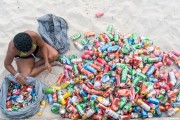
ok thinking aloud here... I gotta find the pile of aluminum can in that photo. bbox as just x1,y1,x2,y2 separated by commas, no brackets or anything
6,82,36,111
43,25,180,120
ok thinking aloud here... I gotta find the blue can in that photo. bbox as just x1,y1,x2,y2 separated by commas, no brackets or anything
148,98,159,105
141,109,148,118
83,64,97,74
155,106,162,117
128,37,134,45
110,64,117,71
133,106,141,113
146,66,156,77
148,77,158,83
110,77,116,83
91,95,98,101
171,101,180,108
100,42,112,52
102,75,110,83
80,89,88,97
107,45,120,52
47,94,53,104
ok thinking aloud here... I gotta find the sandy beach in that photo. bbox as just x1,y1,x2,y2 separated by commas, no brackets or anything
0,0,180,119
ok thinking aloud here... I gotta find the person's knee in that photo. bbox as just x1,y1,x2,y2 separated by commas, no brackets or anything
49,51,59,60
21,71,31,77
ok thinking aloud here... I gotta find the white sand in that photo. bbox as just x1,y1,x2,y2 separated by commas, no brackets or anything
0,0,180,119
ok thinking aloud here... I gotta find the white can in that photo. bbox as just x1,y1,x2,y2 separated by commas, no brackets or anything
71,58,82,63
106,108,119,119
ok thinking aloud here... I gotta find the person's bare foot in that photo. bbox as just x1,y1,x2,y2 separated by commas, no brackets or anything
51,61,63,66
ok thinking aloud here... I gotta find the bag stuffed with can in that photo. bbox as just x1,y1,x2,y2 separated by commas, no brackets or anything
0,74,46,119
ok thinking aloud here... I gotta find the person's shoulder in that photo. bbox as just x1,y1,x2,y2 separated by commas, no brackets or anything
25,30,38,37
8,40,18,54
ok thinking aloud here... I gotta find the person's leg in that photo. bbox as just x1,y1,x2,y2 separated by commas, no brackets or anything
35,42,62,67
36,42,59,61
16,58,59,77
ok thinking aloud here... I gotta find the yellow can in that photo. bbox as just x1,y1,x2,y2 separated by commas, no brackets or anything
63,92,71,99
51,84,61,91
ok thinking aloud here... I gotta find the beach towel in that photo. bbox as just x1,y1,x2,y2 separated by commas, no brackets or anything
0,74,46,119
38,14,70,54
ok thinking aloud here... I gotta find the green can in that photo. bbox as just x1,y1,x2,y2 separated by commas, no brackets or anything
137,72,147,81
68,54,77,60
80,102,88,109
132,76,141,87
123,38,129,45
51,106,60,114
142,56,149,63
106,32,114,41
72,64,79,75
44,88,56,94
81,38,89,45
147,57,159,63
135,86,140,94
76,104,85,116
132,43,142,49
12,106,19,111
82,97,88,102
107,25,113,33
90,100,96,110
132,33,138,44
123,102,132,112
70,32,81,41
177,91,180,101
121,68,128,83
113,32,119,42
116,63,127,70
120,97,128,109
121,45,131,54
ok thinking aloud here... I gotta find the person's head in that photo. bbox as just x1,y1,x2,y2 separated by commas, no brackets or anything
13,32,32,52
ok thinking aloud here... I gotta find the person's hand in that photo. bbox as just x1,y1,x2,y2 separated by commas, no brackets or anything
45,61,52,72
16,74,27,85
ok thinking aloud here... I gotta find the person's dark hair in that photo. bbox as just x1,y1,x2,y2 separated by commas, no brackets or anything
13,32,32,52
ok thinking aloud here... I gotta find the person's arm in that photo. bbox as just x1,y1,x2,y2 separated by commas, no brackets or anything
4,43,27,85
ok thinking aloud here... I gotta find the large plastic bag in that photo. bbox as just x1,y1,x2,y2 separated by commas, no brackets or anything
37,14,70,54
0,74,46,119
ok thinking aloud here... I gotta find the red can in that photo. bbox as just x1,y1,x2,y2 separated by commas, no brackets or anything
81,54,92,59
104,65,110,73
97,57,107,65
97,103,107,110
90,63,101,71
6,101,12,109
103,34,110,42
142,64,150,74
94,60,104,67
56,73,65,85
103,87,114,97
84,50,94,55
94,39,100,47
91,89,103,95
168,52,178,61
116,74,121,87
84,32,96,38
167,89,179,97
110,98,120,111
96,11,104,18
166,58,173,66
116,89,131,97
64,65,73,71
67,104,77,113
81,83,91,93
52,92,58,102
